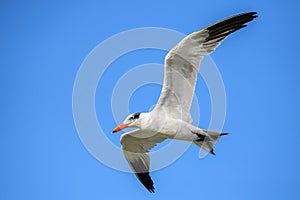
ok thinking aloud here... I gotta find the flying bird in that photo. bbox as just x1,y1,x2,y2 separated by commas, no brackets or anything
112,12,257,193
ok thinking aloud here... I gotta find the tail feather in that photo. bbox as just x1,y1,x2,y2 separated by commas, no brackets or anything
193,130,228,155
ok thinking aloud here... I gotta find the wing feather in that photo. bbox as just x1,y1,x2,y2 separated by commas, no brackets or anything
121,130,166,193
154,12,257,122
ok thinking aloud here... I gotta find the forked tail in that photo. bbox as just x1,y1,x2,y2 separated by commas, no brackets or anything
193,130,228,155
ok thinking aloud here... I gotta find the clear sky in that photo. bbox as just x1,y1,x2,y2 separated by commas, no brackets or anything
1,1,300,199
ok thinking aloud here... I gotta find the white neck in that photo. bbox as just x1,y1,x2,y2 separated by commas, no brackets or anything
138,112,153,130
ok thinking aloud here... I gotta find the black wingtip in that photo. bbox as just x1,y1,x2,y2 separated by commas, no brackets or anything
248,11,258,17
243,11,257,15
237,11,258,18
148,187,155,193
146,185,155,193
205,11,258,42
136,172,155,193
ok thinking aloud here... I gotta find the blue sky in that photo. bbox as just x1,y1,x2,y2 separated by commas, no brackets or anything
1,1,300,199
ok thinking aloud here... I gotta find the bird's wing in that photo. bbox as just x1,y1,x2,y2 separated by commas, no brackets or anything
154,12,257,122
120,129,167,193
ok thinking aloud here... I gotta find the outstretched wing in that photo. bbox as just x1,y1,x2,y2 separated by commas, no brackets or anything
120,130,166,193
154,12,257,122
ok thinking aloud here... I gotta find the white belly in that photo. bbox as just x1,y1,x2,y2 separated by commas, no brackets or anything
149,115,198,141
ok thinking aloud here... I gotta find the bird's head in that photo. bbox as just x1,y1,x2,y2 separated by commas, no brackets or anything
112,112,143,133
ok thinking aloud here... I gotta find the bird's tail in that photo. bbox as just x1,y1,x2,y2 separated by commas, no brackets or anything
193,130,228,155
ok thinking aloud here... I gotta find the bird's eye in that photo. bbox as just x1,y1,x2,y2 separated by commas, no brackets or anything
129,116,134,120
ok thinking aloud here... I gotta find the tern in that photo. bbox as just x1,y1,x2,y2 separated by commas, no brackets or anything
112,12,257,193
